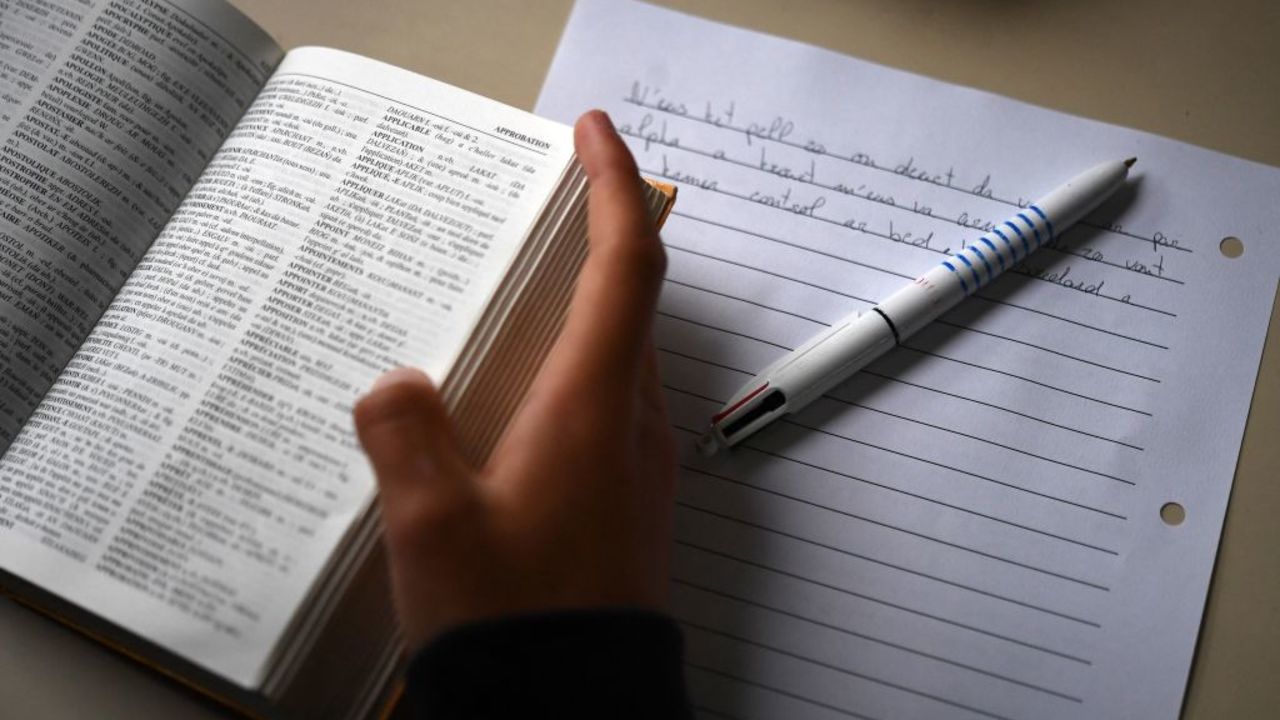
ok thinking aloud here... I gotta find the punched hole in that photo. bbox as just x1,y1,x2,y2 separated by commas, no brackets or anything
1160,502,1186,526
1219,236,1244,258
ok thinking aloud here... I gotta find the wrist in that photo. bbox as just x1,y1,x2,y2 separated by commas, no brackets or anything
404,608,693,719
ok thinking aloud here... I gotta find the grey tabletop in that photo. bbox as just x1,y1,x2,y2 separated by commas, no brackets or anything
2,1,1277,717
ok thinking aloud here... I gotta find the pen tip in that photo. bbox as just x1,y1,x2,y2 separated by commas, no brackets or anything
1123,157,1137,168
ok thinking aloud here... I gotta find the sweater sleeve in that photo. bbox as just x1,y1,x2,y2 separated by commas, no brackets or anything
402,609,694,719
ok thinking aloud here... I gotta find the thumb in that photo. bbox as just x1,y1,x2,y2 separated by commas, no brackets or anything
354,367,472,507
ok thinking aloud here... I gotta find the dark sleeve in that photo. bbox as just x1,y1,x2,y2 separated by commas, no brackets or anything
403,608,694,719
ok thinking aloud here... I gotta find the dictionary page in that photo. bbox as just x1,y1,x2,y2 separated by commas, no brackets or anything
538,2,1280,719
0,0,282,454
0,47,575,687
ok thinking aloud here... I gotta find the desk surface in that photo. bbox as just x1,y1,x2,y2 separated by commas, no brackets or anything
2,1,1276,717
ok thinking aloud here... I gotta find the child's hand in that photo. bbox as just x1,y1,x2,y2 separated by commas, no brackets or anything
354,110,675,650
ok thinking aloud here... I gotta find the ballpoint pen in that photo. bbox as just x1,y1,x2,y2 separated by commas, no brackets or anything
697,157,1136,455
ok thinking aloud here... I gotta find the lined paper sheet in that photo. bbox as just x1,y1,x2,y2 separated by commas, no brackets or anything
537,2,1280,718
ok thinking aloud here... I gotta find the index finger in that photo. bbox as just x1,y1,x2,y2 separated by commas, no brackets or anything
545,110,667,389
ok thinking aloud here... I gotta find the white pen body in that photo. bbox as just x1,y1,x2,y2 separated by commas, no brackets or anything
761,311,895,410
701,159,1133,453
925,159,1130,302
696,312,895,453
1035,160,1130,233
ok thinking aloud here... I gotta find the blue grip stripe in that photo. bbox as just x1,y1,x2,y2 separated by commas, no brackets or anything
1030,204,1055,242
1017,212,1043,248
969,245,995,282
942,260,970,294
955,253,982,288
979,236,1006,272
990,229,1018,263
1003,221,1031,260
993,226,1026,263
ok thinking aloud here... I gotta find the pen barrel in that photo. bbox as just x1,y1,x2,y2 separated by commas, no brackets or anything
707,160,1131,449
882,159,1130,329
876,265,967,338
781,312,895,408
1032,160,1129,233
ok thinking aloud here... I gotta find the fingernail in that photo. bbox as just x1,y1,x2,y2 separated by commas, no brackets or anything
586,108,614,135
372,366,426,390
